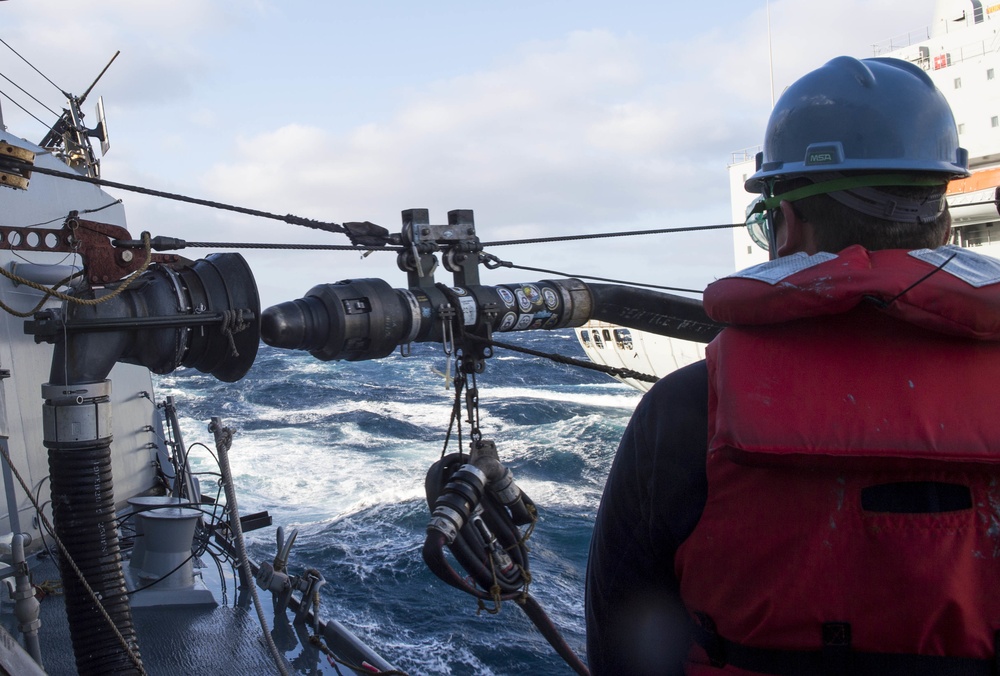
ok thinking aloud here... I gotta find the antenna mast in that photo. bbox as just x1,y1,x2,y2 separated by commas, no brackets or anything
767,0,775,107
39,50,119,178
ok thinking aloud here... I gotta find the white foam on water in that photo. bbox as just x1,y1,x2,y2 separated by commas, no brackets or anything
483,385,640,410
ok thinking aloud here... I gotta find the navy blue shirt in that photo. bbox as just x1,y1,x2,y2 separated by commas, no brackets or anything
585,360,709,675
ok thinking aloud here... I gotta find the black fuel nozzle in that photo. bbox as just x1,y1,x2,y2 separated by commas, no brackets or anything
261,278,417,361
471,439,535,526
261,277,592,362
427,464,487,545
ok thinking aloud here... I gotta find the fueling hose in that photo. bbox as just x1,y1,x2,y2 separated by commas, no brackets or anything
43,381,144,675
423,451,590,676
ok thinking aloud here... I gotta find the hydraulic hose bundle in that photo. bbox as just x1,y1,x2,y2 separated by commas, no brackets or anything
423,443,590,676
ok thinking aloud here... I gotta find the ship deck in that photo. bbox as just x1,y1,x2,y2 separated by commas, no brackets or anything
0,550,379,675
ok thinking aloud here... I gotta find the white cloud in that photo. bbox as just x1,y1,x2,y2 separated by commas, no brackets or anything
3,1,239,106
2,0,939,309
200,28,753,238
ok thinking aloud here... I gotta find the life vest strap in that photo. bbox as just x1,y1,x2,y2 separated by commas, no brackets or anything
693,618,999,676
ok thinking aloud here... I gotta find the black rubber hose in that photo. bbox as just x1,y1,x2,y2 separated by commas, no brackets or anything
587,282,723,343
425,456,589,674
422,530,520,600
519,594,590,676
477,493,528,588
48,442,142,675
426,455,528,592
425,456,493,587
423,531,589,675
422,530,475,594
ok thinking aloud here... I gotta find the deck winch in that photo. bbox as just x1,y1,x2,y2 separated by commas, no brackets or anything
125,496,214,606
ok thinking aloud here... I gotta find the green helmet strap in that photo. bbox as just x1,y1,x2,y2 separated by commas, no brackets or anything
761,174,948,210
757,173,949,225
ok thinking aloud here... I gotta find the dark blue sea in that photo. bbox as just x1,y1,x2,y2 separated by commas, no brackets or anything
154,329,641,675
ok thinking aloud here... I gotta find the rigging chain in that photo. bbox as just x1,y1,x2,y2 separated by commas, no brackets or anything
480,252,705,294
465,333,659,385
14,162,352,238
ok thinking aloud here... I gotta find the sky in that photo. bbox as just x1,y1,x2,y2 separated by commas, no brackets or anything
1,0,938,310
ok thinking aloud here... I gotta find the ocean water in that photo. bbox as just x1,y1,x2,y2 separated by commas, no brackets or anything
154,328,641,675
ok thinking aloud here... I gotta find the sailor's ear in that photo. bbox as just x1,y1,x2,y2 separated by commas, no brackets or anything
776,201,817,257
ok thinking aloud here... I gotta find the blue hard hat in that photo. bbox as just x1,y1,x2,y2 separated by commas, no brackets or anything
745,56,970,193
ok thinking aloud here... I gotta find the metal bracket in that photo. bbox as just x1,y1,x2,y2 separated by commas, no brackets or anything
64,217,180,284
398,209,483,288
0,215,179,286
293,569,327,626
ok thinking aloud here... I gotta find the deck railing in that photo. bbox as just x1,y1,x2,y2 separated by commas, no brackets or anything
729,145,761,166
872,27,933,55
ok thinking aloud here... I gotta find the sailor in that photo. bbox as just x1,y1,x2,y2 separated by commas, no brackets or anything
585,55,1000,675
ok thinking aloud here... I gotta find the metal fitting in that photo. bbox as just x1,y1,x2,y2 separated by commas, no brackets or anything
41,381,113,445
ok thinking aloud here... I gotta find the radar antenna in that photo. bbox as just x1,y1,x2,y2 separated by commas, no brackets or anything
38,50,119,178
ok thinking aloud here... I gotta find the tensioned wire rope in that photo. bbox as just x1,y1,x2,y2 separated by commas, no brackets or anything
1,158,737,294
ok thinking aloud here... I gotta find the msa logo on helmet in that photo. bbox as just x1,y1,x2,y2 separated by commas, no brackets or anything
804,143,844,166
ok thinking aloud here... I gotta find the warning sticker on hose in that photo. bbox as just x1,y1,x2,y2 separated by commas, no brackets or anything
458,295,478,325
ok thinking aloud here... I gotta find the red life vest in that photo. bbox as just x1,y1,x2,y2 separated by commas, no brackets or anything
675,246,1000,675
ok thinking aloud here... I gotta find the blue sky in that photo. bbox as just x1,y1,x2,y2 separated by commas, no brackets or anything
2,0,936,308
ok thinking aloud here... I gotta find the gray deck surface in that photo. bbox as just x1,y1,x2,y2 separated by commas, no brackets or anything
0,553,345,675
